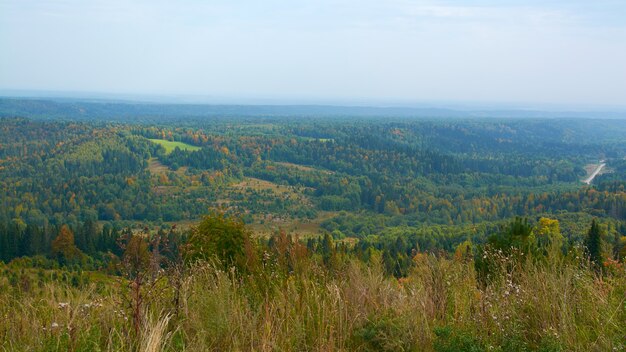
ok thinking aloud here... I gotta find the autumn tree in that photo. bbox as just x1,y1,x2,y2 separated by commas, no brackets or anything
121,233,151,337
536,217,563,258
122,234,151,280
454,239,473,262
51,225,83,265
268,230,308,274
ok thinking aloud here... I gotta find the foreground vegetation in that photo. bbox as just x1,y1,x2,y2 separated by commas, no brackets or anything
1,215,624,351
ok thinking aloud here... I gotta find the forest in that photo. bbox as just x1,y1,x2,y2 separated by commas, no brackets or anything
0,99,625,351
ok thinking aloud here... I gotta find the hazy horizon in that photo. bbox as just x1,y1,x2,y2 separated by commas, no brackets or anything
3,89,626,114
2,1,626,107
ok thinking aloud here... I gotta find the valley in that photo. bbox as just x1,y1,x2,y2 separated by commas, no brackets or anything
0,100,625,351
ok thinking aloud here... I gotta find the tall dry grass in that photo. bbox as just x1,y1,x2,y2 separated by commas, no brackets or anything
141,313,173,352
1,252,624,351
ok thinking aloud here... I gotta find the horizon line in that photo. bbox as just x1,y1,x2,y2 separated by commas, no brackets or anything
1,88,626,113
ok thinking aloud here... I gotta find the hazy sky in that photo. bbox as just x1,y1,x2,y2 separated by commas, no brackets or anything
1,0,626,106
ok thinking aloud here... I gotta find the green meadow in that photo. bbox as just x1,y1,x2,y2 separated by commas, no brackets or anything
148,139,202,154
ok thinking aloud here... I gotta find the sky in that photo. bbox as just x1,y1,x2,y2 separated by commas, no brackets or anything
1,0,626,107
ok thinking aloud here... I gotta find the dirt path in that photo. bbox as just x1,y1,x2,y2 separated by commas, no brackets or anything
583,161,606,185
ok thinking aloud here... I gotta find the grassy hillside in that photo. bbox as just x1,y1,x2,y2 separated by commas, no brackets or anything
1,244,624,351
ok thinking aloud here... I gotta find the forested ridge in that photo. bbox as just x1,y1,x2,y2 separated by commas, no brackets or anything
2,115,626,259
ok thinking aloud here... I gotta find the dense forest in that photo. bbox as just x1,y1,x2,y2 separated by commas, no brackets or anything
0,99,625,350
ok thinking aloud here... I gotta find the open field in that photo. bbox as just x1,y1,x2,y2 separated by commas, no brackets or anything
230,177,311,194
147,157,170,174
148,139,202,154
249,211,338,238
162,212,335,238
147,158,189,176
275,161,333,174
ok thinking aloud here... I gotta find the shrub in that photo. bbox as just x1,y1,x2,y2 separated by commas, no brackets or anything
433,326,485,352
352,314,415,352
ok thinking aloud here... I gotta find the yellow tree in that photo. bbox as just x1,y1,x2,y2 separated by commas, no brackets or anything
536,218,563,258
454,239,473,262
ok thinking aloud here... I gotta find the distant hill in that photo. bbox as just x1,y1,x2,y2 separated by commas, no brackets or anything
1,96,626,121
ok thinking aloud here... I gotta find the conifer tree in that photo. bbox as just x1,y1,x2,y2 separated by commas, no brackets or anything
585,219,603,269
320,232,335,267
0,223,9,262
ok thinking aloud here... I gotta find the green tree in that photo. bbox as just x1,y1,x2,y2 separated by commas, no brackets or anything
585,219,603,269
320,232,336,267
186,213,256,271
488,217,536,256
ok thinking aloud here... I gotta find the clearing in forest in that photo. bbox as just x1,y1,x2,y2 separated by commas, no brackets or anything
275,161,333,174
582,161,607,184
147,157,170,174
148,138,202,154
230,177,305,194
